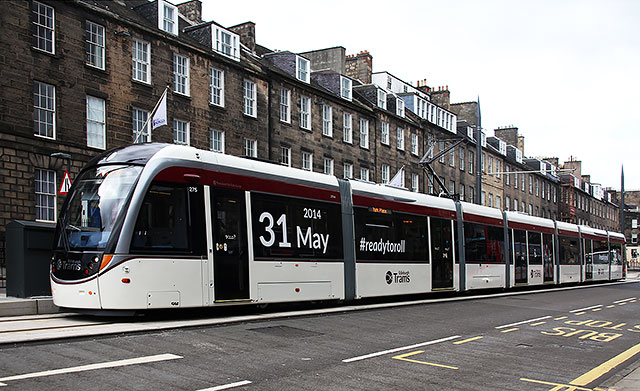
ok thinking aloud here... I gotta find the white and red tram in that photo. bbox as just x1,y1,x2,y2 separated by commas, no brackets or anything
50,144,627,311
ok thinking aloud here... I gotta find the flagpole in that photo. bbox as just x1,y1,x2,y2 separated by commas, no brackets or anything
134,86,169,144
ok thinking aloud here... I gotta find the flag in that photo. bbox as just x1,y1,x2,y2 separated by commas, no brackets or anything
152,88,168,130
388,165,404,188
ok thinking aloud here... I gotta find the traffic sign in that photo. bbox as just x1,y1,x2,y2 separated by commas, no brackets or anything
59,170,72,195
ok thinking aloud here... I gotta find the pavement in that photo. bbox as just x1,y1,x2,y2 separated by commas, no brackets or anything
1,273,639,390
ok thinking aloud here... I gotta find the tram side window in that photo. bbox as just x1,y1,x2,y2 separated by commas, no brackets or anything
542,233,554,265
584,239,593,264
610,242,623,265
559,235,579,265
354,206,427,262
593,239,609,264
464,222,505,264
132,183,205,254
513,229,527,266
527,232,542,265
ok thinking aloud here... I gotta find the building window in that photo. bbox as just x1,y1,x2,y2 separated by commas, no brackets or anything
536,178,539,196
243,80,256,117
481,191,486,206
323,158,334,175
496,160,501,179
280,146,291,167
173,54,190,96
33,81,55,139
210,68,224,107
297,56,310,83
359,119,369,149
85,21,105,69
496,196,501,210
173,119,190,145
522,201,526,212
428,173,434,194
381,121,389,145
300,96,311,130
381,164,390,184
377,89,387,109
210,129,224,153
481,153,485,173
397,128,404,150
280,88,290,123
412,173,419,192
632,233,637,244
529,175,533,193
469,186,475,203
459,147,465,170
514,169,518,188
505,165,510,185
449,149,455,167
35,168,56,222
397,99,405,117
633,219,638,229
469,151,474,174
343,113,353,143
411,133,419,155
132,108,150,143
439,141,446,163
360,167,370,182
529,204,533,215
344,163,353,179
450,181,456,195
521,173,525,191
460,184,465,201
132,39,151,84
86,95,105,149
505,196,510,210
322,105,333,137
244,138,257,157
159,1,178,35
32,1,55,54
341,76,352,100
302,152,313,171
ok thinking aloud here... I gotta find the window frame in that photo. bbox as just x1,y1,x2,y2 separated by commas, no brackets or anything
343,113,353,143
173,119,190,146
340,76,352,101
243,79,257,118
381,121,389,145
86,95,106,149
359,118,369,149
244,138,257,157
158,0,178,35
209,67,225,107
323,158,334,175
173,53,190,96
280,146,291,167
32,1,55,54
132,38,151,84
322,105,333,137
296,56,310,83
33,81,56,140
302,151,313,171
85,20,105,70
132,107,150,143
280,88,291,123
300,96,311,130
210,129,225,153
35,168,56,222
397,128,405,151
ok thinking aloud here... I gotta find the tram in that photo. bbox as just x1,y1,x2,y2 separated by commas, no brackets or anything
50,144,626,311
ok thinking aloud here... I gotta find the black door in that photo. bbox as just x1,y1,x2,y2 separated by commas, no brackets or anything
584,239,593,280
212,188,249,301
514,229,528,284
431,218,453,289
543,233,555,283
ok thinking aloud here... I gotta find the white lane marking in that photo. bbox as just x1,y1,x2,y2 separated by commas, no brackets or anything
495,316,551,329
197,380,252,391
342,335,460,363
570,304,603,313
0,353,182,386
613,297,636,304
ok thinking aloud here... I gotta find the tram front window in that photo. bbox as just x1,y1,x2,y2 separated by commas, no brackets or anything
58,165,142,250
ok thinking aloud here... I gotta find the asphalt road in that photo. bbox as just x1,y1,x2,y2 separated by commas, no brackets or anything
0,281,639,390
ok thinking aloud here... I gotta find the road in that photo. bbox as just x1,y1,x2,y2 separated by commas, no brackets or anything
0,280,639,390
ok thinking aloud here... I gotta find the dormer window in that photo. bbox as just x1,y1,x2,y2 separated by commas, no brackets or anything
213,25,239,61
387,76,392,90
377,89,387,109
396,98,405,117
341,76,352,100
159,0,178,35
296,56,310,83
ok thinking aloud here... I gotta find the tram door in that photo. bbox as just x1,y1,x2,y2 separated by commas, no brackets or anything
514,229,528,284
543,233,555,283
584,239,593,281
211,188,249,302
431,217,454,290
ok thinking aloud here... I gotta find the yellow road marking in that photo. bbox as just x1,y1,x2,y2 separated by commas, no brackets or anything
530,321,547,326
392,351,458,370
630,300,637,303
501,328,519,333
606,305,615,308
569,342,640,386
617,303,627,306
555,316,569,320
592,308,602,312
521,377,616,391
575,311,587,315
453,336,483,345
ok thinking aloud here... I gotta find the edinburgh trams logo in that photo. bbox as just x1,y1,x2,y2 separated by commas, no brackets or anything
386,270,411,284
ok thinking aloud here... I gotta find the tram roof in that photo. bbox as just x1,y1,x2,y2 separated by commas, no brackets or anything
505,211,555,231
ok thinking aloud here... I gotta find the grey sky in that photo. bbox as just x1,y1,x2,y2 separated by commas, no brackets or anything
202,0,640,190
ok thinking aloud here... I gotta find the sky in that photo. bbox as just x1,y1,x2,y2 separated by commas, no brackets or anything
202,0,640,190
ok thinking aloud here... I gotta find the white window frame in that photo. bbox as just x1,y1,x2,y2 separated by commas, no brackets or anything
243,79,257,117
341,76,352,101
396,98,405,117
33,81,55,139
132,107,150,143
381,121,389,145
86,95,106,149
173,119,190,146
343,113,353,143
210,129,225,153
411,133,418,155
381,164,390,184
344,163,353,179
397,128,404,151
322,105,333,137
298,96,311,130
244,138,257,157
173,53,190,96
323,158,334,175
280,88,291,123
377,89,387,109
85,21,105,70
158,0,178,35
469,151,474,174
459,147,465,170
280,146,291,167
32,1,55,54
412,173,419,193
35,168,56,222
296,56,310,83
633,219,638,229
209,67,224,107
132,38,151,84
360,167,370,182
302,152,313,171
359,119,369,149
213,25,240,61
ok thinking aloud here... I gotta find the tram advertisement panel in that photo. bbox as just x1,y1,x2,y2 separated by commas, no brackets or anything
354,206,428,262
251,193,343,261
